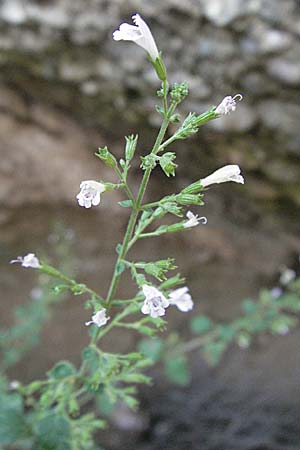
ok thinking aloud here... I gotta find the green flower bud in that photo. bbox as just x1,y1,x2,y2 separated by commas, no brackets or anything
170,82,189,103
140,154,158,170
152,54,167,81
181,180,203,194
175,193,204,206
96,146,117,168
125,134,138,162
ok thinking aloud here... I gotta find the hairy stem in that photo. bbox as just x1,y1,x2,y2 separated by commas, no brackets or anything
103,94,175,312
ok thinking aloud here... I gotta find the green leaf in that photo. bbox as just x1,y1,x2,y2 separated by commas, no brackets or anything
0,394,27,445
218,325,236,342
203,341,227,366
115,243,122,255
52,284,70,295
97,391,116,416
122,394,139,410
155,105,164,116
118,200,133,208
164,355,190,386
82,347,100,374
115,261,126,276
47,361,76,380
190,316,213,334
121,373,151,384
138,339,163,362
242,299,257,314
34,411,71,450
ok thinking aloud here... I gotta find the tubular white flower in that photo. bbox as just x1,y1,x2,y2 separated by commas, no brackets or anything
85,309,109,327
113,14,159,61
141,285,169,318
169,287,194,312
76,180,106,208
201,165,244,188
215,94,243,115
184,211,207,228
10,253,41,269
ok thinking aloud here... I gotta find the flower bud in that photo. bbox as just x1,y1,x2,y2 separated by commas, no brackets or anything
96,146,117,168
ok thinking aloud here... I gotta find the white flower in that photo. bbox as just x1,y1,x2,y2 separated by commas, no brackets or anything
270,287,283,299
184,211,207,228
9,380,20,390
215,94,243,115
76,180,106,208
201,165,244,188
279,267,296,286
277,323,289,336
10,253,41,269
169,287,194,312
113,14,159,61
141,285,169,318
85,309,109,327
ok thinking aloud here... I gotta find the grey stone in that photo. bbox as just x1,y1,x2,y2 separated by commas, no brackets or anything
258,101,300,136
209,104,257,133
267,59,300,86
200,0,260,26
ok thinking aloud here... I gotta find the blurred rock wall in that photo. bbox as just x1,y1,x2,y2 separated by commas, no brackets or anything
0,0,300,220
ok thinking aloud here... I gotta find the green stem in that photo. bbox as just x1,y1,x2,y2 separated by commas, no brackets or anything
158,109,217,153
114,166,136,206
41,264,104,302
103,99,176,311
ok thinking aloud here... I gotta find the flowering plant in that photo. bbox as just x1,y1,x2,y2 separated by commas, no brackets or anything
4,12,282,449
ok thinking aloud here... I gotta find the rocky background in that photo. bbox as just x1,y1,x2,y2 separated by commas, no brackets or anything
1,0,300,449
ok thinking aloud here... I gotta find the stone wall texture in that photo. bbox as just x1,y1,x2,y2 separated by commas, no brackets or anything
0,0,300,219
